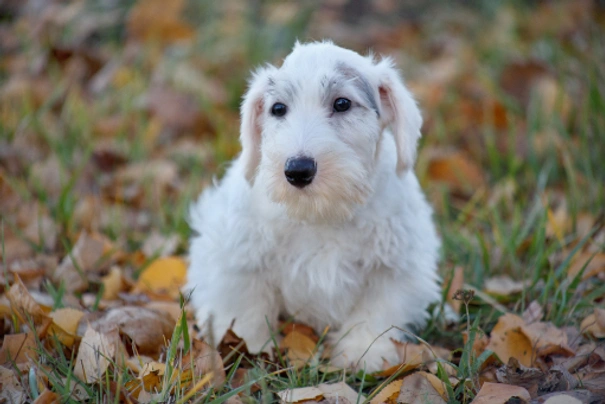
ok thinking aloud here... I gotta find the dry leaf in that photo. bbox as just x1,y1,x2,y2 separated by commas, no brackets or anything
397,372,447,404
101,266,125,300
144,301,182,322
484,275,527,296
133,256,187,299
486,313,533,367
370,379,402,404
318,381,361,403
90,306,175,355
580,308,605,338
567,252,605,280
520,322,574,357
49,308,85,348
33,389,60,404
472,382,531,404
142,232,180,258
0,366,27,403
74,326,116,383
425,149,486,195
7,276,51,326
183,339,226,386
53,231,115,293
281,330,317,368
0,333,38,364
127,0,195,44
522,301,544,324
277,386,324,403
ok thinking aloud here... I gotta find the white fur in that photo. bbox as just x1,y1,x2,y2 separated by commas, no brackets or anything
186,41,441,372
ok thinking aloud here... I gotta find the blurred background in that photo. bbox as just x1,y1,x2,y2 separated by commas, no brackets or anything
1,0,604,305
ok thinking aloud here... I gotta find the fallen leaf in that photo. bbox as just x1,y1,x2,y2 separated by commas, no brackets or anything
520,322,574,357
522,301,544,324
318,381,362,403
425,149,486,195
486,313,533,367
281,322,320,342
484,275,527,296
277,386,324,403
580,308,605,338
567,252,605,280
370,379,402,404
471,382,531,404
0,333,38,364
133,256,187,299
49,307,85,348
7,276,51,326
33,389,60,404
74,326,116,383
90,306,175,355
53,231,115,293
142,232,181,258
127,0,195,44
101,266,125,300
183,339,226,386
397,372,446,404
281,330,317,368
0,366,27,403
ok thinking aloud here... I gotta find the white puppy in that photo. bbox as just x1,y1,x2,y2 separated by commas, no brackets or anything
186,41,441,371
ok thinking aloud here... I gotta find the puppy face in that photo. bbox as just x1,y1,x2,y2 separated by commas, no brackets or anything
240,42,422,222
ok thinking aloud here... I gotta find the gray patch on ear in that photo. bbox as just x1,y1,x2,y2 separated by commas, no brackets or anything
336,62,380,116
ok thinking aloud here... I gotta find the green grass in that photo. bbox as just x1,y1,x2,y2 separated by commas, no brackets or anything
1,1,604,403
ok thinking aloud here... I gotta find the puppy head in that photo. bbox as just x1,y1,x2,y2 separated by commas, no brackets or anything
240,41,422,222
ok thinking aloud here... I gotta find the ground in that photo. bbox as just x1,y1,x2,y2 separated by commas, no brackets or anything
0,1,604,403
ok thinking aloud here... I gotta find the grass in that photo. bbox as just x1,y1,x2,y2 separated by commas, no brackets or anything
1,1,604,403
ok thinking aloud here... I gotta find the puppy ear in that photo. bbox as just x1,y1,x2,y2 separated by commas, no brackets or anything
375,58,422,175
240,66,275,183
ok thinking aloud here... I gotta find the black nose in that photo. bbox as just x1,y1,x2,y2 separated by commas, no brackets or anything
284,157,317,188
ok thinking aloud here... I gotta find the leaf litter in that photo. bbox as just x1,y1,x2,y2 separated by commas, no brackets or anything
0,1,604,403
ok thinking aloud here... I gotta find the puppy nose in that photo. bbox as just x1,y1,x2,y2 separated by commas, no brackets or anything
284,157,317,188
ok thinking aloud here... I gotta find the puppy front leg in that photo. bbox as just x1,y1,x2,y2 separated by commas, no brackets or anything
329,271,439,372
192,272,278,354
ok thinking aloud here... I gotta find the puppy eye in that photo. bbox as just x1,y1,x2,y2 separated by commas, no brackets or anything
271,102,288,117
333,98,351,112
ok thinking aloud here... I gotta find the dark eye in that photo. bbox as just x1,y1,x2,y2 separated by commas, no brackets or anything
333,98,351,112
271,102,287,117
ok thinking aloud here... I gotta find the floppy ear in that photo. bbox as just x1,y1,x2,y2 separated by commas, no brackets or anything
240,66,275,183
375,58,423,175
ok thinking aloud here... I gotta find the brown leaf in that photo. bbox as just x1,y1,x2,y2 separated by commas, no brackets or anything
486,313,533,367
472,382,531,404
33,389,60,404
280,330,318,368
281,322,320,342
101,266,126,300
397,372,447,404
90,306,175,355
7,276,51,326
183,339,226,386
370,379,402,404
522,301,544,324
580,308,605,338
133,256,187,300
0,333,38,365
520,322,574,357
425,149,486,195
567,252,605,280
53,231,115,293
142,232,181,258
74,326,116,383
127,0,195,44
0,366,27,403
318,382,361,403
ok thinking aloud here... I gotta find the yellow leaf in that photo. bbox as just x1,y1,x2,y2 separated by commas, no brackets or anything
485,313,533,367
101,266,124,300
49,308,85,348
370,379,402,404
280,330,317,368
134,256,187,299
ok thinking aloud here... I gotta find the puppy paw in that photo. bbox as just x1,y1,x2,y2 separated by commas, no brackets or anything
329,331,399,373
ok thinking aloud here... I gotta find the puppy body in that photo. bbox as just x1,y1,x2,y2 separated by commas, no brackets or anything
187,42,441,371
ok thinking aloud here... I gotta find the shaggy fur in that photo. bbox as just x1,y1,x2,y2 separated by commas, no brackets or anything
186,41,441,371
